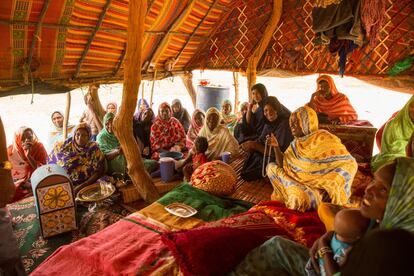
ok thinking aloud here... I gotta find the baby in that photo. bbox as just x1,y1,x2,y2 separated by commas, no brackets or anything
176,136,208,181
306,208,370,276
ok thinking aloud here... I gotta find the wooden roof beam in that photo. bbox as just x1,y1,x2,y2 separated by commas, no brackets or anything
27,0,51,69
0,20,205,37
147,0,197,69
246,0,283,101
174,0,220,65
113,47,126,76
73,0,112,79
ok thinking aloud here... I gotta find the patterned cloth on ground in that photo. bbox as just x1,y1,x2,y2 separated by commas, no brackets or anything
8,196,130,274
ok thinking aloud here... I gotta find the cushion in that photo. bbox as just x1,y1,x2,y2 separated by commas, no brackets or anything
190,160,237,196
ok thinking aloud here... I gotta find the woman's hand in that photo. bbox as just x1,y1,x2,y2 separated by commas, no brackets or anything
329,118,340,125
266,133,279,148
309,231,334,273
241,141,256,152
23,141,33,157
142,147,150,156
170,145,182,152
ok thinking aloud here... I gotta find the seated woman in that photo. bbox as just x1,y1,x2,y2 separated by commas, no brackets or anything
240,96,293,181
221,100,238,134
97,113,127,175
234,102,249,143
198,107,239,160
240,83,269,141
186,109,205,150
150,102,186,160
171,99,191,133
308,75,358,124
8,127,48,202
375,111,398,150
1,117,26,275
46,111,75,153
48,123,105,193
134,98,154,121
371,96,414,172
133,107,154,159
232,157,414,276
266,105,357,211
105,102,117,114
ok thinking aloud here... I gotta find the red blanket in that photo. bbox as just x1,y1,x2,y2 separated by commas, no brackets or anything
31,213,175,276
251,201,326,247
161,204,325,276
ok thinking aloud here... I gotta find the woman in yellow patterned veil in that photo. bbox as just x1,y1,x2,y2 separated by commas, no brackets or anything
266,105,358,212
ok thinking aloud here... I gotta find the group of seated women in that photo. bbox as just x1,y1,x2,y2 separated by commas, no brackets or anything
6,74,414,217
5,75,414,275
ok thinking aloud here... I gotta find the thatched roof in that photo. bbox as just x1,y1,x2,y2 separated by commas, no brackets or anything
0,0,413,95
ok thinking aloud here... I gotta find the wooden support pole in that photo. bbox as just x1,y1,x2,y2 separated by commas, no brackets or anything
150,69,157,107
233,71,239,112
86,85,105,132
63,91,71,140
113,0,159,202
180,71,197,107
0,117,15,207
141,81,145,102
246,0,283,101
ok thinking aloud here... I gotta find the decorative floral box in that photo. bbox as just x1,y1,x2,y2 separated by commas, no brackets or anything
30,164,77,238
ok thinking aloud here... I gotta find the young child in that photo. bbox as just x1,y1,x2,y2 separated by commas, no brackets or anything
176,136,208,181
305,208,370,276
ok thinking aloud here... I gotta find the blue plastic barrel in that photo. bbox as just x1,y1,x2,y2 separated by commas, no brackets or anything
196,85,230,112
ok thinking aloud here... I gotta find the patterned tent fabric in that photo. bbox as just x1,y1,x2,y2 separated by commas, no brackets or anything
0,0,413,93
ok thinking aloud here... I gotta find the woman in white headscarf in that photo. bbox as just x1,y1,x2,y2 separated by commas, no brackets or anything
198,107,239,160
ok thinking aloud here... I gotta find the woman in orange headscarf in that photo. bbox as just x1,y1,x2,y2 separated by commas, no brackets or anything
308,75,358,124
7,126,48,202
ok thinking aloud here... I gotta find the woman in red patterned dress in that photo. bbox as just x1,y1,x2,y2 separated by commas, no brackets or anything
150,102,186,160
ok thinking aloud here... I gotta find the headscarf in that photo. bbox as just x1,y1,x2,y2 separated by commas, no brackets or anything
267,106,357,211
198,107,239,160
48,123,104,186
243,83,270,138
251,83,269,103
97,113,120,154
47,111,75,152
134,99,152,121
221,99,237,133
291,106,319,136
310,75,358,123
380,157,414,232
371,96,414,172
106,102,118,114
150,102,186,159
97,113,127,174
237,102,249,121
7,127,48,182
257,96,293,151
262,96,291,125
186,109,205,149
172,99,191,132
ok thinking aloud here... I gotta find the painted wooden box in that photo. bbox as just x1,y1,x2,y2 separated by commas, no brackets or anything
30,164,77,238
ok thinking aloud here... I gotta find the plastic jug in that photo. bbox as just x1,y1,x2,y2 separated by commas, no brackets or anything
160,157,175,183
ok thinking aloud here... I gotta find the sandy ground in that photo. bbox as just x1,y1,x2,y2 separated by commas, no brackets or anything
0,71,410,154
